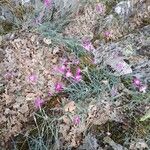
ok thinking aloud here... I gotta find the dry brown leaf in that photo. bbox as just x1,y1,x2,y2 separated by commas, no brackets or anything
64,101,76,113
62,115,71,124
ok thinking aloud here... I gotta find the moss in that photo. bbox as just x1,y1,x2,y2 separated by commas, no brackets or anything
1,22,13,34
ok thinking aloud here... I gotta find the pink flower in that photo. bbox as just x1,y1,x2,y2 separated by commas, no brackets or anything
133,78,141,87
72,59,79,65
59,65,66,73
28,74,38,84
73,67,82,82
103,31,112,38
95,3,105,14
73,116,80,125
55,83,63,92
54,65,66,74
74,74,82,82
44,0,52,8
34,97,44,109
132,77,147,93
60,58,68,65
76,67,81,75
139,85,147,93
66,70,73,78
82,37,95,51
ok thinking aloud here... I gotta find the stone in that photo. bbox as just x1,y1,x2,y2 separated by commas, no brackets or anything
114,1,131,17
43,37,52,45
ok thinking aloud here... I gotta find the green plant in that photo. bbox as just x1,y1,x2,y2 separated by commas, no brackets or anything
65,67,120,101
12,108,63,150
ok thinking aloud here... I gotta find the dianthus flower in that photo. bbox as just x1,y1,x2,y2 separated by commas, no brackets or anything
103,31,112,39
66,69,73,78
55,82,63,92
95,3,106,14
133,78,141,87
34,97,44,109
73,116,80,125
28,74,38,84
82,37,95,51
74,67,82,82
74,74,82,82
44,0,52,8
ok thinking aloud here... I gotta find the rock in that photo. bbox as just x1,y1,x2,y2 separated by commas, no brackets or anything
137,45,150,58
21,0,31,5
129,139,149,150
114,1,132,17
0,6,14,23
43,37,52,45
52,46,60,54
105,14,114,24
93,25,150,82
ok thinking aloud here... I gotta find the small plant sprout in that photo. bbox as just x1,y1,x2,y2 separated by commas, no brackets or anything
34,97,44,109
73,116,80,125
28,74,38,84
55,82,63,92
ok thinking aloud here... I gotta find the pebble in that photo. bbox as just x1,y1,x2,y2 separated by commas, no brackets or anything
43,37,52,45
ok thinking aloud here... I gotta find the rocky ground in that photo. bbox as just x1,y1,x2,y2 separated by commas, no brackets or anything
0,0,150,149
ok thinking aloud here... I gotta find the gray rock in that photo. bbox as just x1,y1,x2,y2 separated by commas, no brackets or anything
114,1,132,17
93,25,150,82
0,6,14,23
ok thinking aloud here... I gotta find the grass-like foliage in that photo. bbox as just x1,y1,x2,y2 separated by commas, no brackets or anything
13,108,62,150
65,67,120,101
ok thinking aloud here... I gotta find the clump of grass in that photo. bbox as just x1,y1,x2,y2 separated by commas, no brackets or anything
65,67,120,101
38,22,85,57
12,108,63,150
